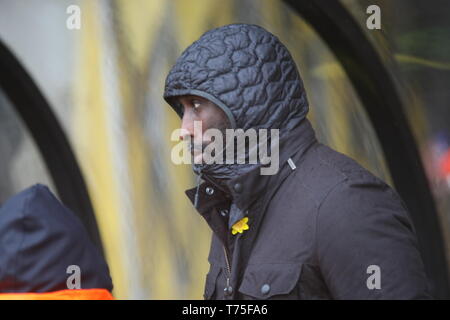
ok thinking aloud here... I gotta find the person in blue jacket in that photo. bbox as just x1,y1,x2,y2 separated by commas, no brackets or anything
0,184,113,299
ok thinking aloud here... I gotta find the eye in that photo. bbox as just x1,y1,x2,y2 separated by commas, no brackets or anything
192,100,201,110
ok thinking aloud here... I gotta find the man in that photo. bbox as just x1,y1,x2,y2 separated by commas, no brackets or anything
163,23,431,299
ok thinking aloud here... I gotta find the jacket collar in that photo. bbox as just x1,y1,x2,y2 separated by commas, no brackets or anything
226,118,316,209
186,118,317,216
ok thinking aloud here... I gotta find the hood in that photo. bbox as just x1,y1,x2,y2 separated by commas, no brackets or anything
0,184,113,293
164,23,309,180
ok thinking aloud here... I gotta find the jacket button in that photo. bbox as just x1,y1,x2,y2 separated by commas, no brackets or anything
205,187,214,195
224,285,233,296
233,183,243,193
220,209,228,217
261,284,270,295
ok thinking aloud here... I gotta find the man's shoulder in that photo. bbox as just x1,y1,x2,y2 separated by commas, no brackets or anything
289,142,394,209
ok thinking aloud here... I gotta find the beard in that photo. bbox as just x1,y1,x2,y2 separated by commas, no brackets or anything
189,118,230,165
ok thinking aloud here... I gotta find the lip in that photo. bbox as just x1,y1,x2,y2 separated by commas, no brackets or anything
188,141,207,165
189,144,203,155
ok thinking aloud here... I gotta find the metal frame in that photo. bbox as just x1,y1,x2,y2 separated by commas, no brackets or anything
283,0,449,298
0,39,104,255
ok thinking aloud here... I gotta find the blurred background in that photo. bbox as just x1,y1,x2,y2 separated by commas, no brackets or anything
0,0,449,299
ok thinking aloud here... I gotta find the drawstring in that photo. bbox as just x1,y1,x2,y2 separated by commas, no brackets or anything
194,173,202,208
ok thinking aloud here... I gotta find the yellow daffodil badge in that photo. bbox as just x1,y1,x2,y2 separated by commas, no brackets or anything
231,217,249,235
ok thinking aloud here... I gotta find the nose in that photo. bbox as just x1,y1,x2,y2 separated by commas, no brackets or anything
179,112,194,141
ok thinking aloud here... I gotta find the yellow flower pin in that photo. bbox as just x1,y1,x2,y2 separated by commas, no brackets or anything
231,217,249,235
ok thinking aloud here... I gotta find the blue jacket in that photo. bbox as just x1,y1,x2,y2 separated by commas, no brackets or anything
0,184,112,293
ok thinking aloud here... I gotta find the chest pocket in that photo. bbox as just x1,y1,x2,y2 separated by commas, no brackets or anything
238,263,303,300
203,264,222,300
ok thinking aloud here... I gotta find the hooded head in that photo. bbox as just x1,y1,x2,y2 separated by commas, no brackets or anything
164,23,309,180
0,184,113,294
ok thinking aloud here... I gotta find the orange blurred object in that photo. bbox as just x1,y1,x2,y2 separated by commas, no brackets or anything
440,149,450,176
0,289,114,300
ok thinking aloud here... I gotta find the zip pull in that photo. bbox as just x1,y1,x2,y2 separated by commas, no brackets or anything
224,277,233,297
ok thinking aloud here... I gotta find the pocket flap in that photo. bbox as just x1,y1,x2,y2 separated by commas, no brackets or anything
203,264,221,300
238,263,303,299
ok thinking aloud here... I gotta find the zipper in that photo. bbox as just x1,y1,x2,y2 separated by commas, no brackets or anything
222,245,233,297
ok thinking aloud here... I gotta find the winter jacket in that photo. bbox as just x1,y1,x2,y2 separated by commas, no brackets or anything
0,184,113,300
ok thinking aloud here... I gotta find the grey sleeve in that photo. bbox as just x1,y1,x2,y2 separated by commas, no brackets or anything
316,179,432,299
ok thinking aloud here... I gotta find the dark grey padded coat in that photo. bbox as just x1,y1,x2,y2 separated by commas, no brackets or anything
164,24,431,299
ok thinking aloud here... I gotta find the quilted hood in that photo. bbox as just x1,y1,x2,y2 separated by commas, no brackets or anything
164,23,309,180
0,184,113,293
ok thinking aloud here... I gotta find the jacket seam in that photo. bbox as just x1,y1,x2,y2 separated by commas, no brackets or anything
313,178,347,267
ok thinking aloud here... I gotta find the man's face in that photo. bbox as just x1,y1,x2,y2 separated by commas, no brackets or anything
176,95,231,163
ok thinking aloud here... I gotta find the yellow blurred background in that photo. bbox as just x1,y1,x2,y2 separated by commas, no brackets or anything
1,0,449,299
